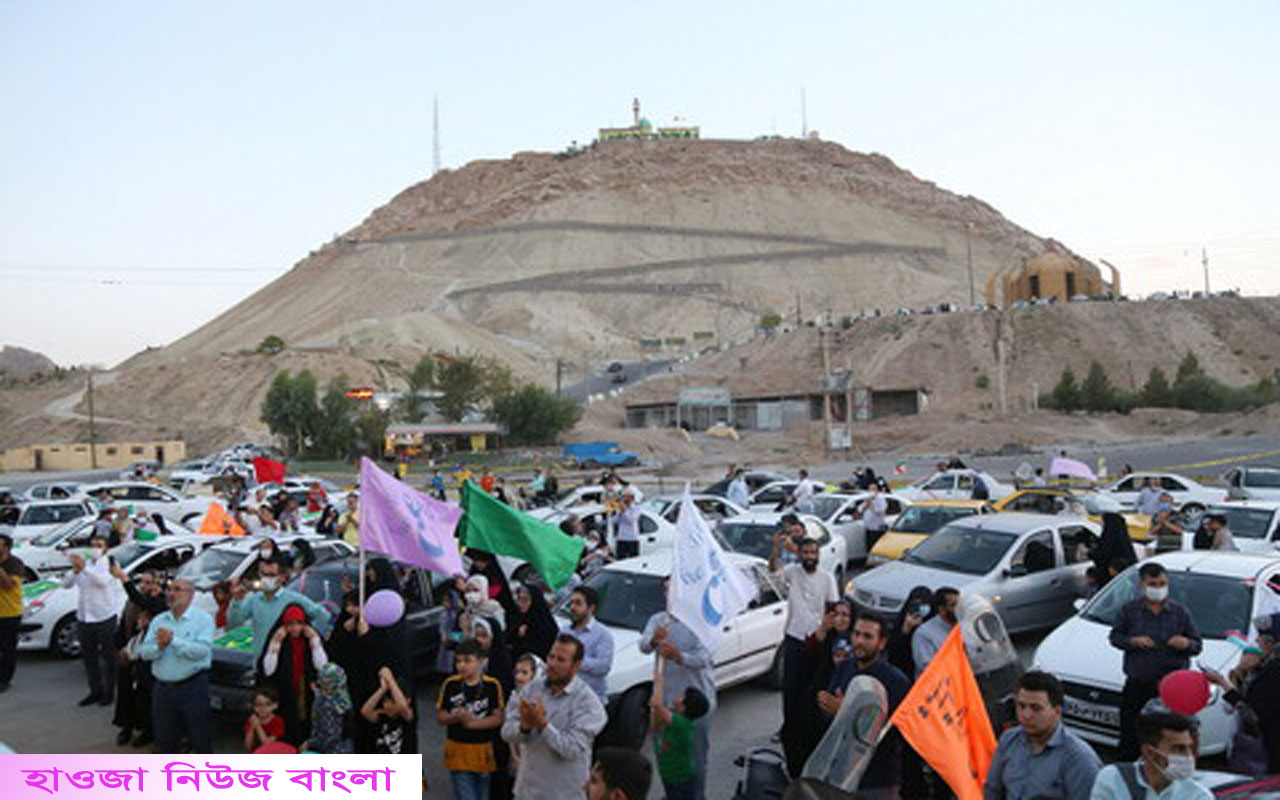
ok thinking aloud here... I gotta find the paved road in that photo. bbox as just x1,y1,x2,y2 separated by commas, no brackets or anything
562,359,676,403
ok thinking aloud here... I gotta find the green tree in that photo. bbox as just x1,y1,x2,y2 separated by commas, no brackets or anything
759,312,783,332
1140,367,1173,407
435,358,485,422
353,408,390,458
256,334,286,355
396,356,437,422
313,376,357,458
1175,352,1203,385
1082,361,1117,412
1050,368,1082,412
493,385,582,445
259,370,320,455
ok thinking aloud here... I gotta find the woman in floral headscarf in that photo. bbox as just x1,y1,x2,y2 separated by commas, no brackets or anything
304,663,354,754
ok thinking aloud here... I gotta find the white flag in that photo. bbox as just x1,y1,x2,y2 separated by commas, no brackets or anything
669,486,756,652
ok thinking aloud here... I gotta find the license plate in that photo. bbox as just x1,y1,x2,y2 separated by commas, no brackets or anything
1065,696,1118,728
209,694,223,711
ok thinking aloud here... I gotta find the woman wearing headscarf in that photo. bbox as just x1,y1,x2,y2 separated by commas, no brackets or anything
457,573,506,631
258,603,329,745
1091,512,1137,586
467,550,517,620
290,538,316,573
788,600,855,775
507,583,557,662
304,663,355,754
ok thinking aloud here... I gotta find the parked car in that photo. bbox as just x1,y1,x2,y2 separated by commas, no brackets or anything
995,488,1151,541
701,470,789,499
538,503,675,555
527,483,645,520
746,480,833,512
851,513,1099,634
715,511,847,585
182,535,355,617
640,494,746,526
562,442,640,469
1223,467,1280,502
866,499,995,566
0,499,96,542
118,461,163,480
13,516,194,575
554,550,787,747
82,481,215,526
19,534,228,658
1033,551,1280,755
1101,471,1228,514
208,557,449,713
804,492,910,565
896,469,1015,503
22,482,84,501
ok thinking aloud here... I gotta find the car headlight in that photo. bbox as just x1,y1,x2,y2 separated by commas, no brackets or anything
844,578,857,597
22,599,44,619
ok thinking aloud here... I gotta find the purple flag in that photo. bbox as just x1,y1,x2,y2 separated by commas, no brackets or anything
358,457,464,576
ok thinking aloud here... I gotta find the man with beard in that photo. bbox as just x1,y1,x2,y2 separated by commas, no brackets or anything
770,535,838,776
818,616,910,799
912,587,960,676
502,633,608,800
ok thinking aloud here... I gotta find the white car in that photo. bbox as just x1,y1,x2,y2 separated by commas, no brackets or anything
0,499,96,542
640,494,747,526
745,480,832,512
1224,467,1280,502
804,492,910,565
19,534,227,657
536,503,676,556
528,484,646,521
22,482,84,501
1101,472,1228,514
182,535,355,617
715,511,848,585
896,469,1014,503
554,550,788,747
1192,501,1280,555
1033,551,1280,756
82,481,215,526
13,517,196,575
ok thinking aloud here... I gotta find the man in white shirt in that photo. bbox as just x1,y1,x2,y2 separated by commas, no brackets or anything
859,483,890,550
65,533,124,706
727,470,750,509
770,533,838,776
613,491,641,559
789,469,817,513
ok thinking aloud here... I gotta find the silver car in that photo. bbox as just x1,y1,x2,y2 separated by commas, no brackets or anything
850,513,1100,634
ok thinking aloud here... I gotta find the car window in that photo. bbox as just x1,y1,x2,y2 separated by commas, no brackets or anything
923,476,954,491
23,505,86,525
957,475,975,490
885,499,904,515
1059,525,1096,565
716,522,782,560
1010,531,1056,573
892,506,978,534
1205,506,1278,540
31,519,87,547
1114,477,1138,492
176,548,248,591
560,570,666,632
750,565,781,606
754,486,787,505
639,515,658,534
1006,493,1056,514
139,545,194,575
1081,570,1254,638
808,496,847,521
902,525,1018,575
1163,477,1189,491
1244,471,1280,489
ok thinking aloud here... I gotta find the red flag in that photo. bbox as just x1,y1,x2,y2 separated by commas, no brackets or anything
253,457,286,485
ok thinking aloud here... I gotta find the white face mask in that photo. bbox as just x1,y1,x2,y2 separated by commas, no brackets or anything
92,546,107,558
261,576,279,591
1156,751,1195,782
1144,585,1169,603
465,590,484,607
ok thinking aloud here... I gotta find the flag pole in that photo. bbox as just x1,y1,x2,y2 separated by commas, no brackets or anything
357,464,366,625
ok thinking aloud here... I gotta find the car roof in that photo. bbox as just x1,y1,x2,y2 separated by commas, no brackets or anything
19,498,90,508
721,510,818,524
600,549,765,576
1212,500,1280,511
945,512,1087,533
903,499,991,509
1148,550,1280,579
206,532,328,552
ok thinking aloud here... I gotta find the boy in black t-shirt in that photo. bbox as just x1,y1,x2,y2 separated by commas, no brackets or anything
361,666,415,755
436,639,505,800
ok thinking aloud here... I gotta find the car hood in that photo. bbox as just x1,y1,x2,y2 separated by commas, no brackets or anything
1034,614,1239,690
853,560,981,609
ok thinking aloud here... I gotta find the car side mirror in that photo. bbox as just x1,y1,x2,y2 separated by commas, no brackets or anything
1004,565,1028,579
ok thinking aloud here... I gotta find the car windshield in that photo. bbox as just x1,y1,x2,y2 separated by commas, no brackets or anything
291,567,356,611
110,542,156,569
902,525,1018,575
555,570,667,632
1081,494,1125,514
893,506,979,534
29,519,87,548
808,496,848,521
1245,471,1280,489
716,522,781,559
1081,570,1254,639
1206,506,1278,540
176,548,245,591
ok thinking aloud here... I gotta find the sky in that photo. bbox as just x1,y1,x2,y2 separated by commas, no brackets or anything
1,1,1277,368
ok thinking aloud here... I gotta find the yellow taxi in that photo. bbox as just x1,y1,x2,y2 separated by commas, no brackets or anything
993,487,1151,541
866,499,995,565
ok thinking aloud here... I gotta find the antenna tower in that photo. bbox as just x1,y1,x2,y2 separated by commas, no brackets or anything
432,96,441,176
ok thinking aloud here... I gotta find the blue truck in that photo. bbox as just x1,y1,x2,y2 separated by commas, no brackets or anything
562,441,640,469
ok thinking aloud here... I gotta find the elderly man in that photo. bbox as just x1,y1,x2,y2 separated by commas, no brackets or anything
503,633,608,800
139,578,215,753
984,671,1101,800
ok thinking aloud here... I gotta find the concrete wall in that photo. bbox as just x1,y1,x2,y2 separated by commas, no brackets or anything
0,440,186,472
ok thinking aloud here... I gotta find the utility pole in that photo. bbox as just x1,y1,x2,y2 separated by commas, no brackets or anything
555,358,563,397
965,222,975,307
820,328,832,451
1202,247,1210,295
86,371,98,468
800,88,808,138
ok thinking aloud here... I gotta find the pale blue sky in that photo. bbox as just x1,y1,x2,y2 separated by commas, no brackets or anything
2,1,1277,366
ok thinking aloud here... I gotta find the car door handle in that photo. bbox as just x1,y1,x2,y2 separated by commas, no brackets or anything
772,608,783,616
723,626,734,633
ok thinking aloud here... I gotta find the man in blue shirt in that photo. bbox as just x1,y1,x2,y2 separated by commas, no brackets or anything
138,578,215,753
562,585,614,703
228,556,329,657
984,671,1101,800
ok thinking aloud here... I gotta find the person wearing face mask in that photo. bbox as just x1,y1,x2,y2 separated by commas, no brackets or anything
1109,562,1202,761
228,555,330,659
770,534,838,776
1089,711,1211,799
912,587,960,677
64,533,123,706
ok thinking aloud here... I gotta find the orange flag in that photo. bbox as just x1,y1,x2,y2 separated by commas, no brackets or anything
198,502,247,537
889,626,996,800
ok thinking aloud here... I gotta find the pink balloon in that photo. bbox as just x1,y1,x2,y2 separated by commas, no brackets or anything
254,741,298,755
1159,669,1211,716
364,589,405,628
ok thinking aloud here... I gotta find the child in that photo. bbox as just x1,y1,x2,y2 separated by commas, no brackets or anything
508,654,546,774
361,666,414,755
649,668,709,800
436,639,504,800
244,686,285,752
304,663,354,754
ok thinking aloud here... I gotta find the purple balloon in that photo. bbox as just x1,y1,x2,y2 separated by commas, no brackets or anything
364,589,405,628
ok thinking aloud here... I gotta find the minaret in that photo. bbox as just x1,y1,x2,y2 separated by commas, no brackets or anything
432,96,441,176
632,98,641,127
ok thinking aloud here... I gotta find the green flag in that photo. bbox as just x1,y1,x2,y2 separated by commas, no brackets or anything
460,480,584,589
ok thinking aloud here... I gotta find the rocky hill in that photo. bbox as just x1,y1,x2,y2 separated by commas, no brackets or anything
0,346,57,377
